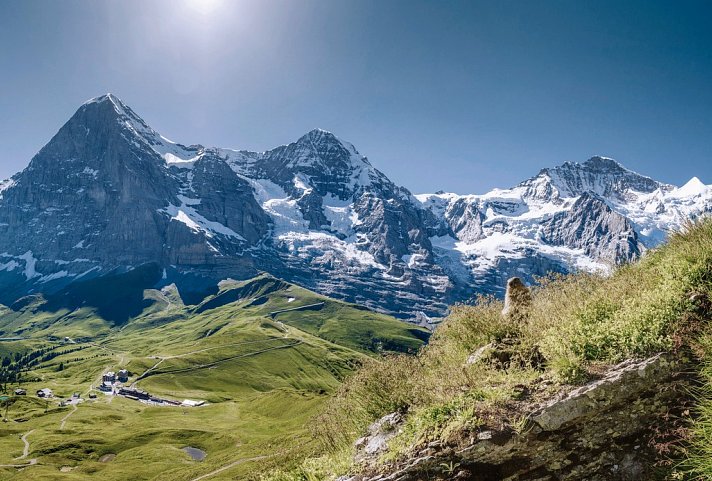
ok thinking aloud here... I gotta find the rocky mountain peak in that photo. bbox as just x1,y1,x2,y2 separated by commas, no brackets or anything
291,128,370,170
581,155,626,171
520,156,665,202
249,128,382,202
78,94,201,168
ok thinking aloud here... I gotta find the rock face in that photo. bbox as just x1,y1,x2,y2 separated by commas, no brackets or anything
540,192,643,264
346,353,692,481
0,94,710,319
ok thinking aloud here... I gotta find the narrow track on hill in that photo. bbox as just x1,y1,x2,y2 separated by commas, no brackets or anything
188,454,271,481
0,458,38,468
59,404,78,430
13,429,34,460
138,340,303,380
133,337,298,385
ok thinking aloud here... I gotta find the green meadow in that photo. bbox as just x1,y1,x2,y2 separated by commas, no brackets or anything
0,274,428,480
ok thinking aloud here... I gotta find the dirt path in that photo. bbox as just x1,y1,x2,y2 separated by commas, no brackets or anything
0,458,38,468
14,429,34,460
188,454,270,481
137,341,302,380
132,338,294,386
59,404,78,430
130,357,165,387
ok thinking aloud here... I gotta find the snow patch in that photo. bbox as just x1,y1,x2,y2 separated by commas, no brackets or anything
161,200,245,241
39,271,69,283
81,167,99,178
18,251,40,280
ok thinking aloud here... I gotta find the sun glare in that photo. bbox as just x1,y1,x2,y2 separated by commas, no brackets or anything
184,0,224,15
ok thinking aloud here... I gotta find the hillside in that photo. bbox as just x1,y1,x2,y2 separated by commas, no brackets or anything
266,219,712,480
0,94,709,321
0,273,427,480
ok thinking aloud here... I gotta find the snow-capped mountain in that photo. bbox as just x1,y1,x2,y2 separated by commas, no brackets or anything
0,94,709,322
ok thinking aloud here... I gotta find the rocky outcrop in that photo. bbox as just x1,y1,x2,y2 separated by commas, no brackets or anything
540,192,644,264
345,353,692,481
520,156,664,202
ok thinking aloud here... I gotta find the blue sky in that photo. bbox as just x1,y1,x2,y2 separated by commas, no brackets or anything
0,0,710,193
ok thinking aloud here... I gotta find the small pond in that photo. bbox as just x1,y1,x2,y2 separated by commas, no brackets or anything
182,446,206,461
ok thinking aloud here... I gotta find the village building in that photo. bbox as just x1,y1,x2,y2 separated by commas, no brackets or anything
118,387,150,400
103,371,116,383
14,388,26,396
98,381,113,392
118,369,129,382
36,388,53,398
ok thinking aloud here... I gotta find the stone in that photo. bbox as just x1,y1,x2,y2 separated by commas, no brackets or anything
466,343,494,364
530,353,674,432
354,412,403,462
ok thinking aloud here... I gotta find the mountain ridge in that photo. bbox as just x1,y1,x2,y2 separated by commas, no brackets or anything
0,94,709,322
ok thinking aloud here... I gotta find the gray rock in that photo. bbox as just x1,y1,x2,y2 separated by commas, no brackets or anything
466,343,495,365
354,412,403,462
530,353,674,431
347,352,691,481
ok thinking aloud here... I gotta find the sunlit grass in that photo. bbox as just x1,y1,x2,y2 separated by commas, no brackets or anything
267,218,712,480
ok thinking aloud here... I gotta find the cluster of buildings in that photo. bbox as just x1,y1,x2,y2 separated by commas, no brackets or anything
116,386,205,408
98,369,129,393
24,367,206,408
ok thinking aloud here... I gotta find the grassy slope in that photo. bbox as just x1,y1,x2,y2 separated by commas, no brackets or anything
0,274,428,480
273,219,712,481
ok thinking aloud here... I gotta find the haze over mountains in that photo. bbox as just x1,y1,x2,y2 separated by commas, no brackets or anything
0,94,709,322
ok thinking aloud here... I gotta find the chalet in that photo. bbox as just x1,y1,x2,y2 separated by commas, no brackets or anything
14,388,26,396
89,393,97,399
102,371,116,383
118,369,129,382
36,388,53,398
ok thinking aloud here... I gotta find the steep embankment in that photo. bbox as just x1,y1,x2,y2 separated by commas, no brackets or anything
264,219,712,481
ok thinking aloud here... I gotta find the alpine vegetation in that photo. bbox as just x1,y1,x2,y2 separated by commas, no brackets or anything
269,219,712,480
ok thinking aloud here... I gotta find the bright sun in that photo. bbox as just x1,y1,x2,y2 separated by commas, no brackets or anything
184,0,224,15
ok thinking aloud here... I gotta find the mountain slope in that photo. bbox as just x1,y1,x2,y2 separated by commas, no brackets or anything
276,218,712,481
0,272,427,480
0,95,709,321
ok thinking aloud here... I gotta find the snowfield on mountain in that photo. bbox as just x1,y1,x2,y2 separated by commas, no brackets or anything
0,94,709,322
